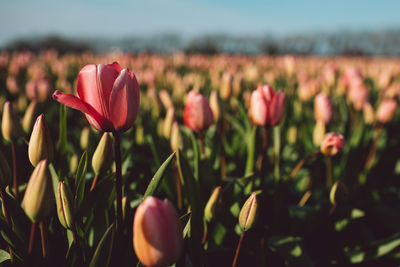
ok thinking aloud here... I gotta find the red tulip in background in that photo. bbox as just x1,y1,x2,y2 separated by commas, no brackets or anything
52,62,140,132
248,85,285,126
183,90,214,132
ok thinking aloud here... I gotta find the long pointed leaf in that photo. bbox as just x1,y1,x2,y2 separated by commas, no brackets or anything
143,152,175,198
89,224,115,267
75,151,88,209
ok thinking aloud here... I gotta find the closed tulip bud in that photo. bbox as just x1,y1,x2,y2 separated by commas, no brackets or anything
204,186,221,223
80,127,91,150
69,154,78,174
28,114,53,166
183,90,214,132
22,101,38,133
209,90,221,122
92,132,112,175
56,181,74,229
363,102,375,124
287,126,297,144
330,181,349,206
1,101,23,142
0,150,11,188
17,95,28,112
320,133,345,156
133,196,183,267
220,72,233,100
239,192,258,231
159,90,174,110
162,107,175,139
313,120,326,146
314,93,333,124
22,160,54,222
248,85,285,127
122,196,127,220
170,122,182,152
376,99,397,124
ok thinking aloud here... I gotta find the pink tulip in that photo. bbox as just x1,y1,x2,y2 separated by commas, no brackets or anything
248,85,285,126
183,90,214,132
314,93,333,124
133,196,183,267
320,133,345,156
52,62,140,132
376,99,397,124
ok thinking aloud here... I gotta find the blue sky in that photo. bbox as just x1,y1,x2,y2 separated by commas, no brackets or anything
1,0,400,46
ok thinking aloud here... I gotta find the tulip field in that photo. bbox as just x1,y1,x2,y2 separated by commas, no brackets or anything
1,51,400,266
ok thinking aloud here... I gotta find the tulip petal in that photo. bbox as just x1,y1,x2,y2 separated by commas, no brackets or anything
269,91,286,126
248,90,268,126
108,62,122,73
52,90,108,131
109,69,140,132
77,64,118,121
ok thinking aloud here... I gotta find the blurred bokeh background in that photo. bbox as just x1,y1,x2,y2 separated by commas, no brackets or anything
1,0,400,55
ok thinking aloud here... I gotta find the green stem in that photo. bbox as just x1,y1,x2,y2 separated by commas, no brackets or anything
273,126,281,181
0,188,11,227
245,126,256,176
90,174,99,192
290,150,320,180
28,222,36,255
113,132,123,232
326,157,333,188
40,221,48,259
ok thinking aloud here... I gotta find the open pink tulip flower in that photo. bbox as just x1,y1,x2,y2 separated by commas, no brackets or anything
183,90,214,132
52,62,140,132
248,85,285,126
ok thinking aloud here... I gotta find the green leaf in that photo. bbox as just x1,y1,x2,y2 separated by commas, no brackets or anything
268,236,313,267
180,212,192,239
176,150,204,263
75,151,88,209
89,224,115,267
189,131,200,181
49,163,61,200
143,152,175,198
245,127,257,176
146,134,161,167
0,249,10,263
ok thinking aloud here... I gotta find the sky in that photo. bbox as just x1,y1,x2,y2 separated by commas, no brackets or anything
1,0,400,46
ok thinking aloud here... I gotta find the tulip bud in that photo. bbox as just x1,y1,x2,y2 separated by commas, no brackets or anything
313,120,326,146
0,150,11,188
28,114,54,166
22,101,38,133
287,126,297,144
209,90,221,122
56,181,74,229
376,99,397,124
122,196,128,220
220,72,233,100
363,102,375,125
239,192,258,231
159,90,174,110
204,186,221,223
320,133,345,156
330,181,349,206
314,93,333,124
162,107,175,139
92,133,112,175
170,122,182,152
183,90,214,132
133,196,183,267
80,127,91,150
1,101,23,142
69,154,78,174
22,160,54,222
17,95,28,112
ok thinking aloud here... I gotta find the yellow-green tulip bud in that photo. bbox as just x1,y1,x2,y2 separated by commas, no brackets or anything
287,126,297,144
220,72,233,100
69,154,78,174
1,101,23,142
80,127,91,150
22,159,54,222
22,101,38,133
330,181,349,206
239,192,258,231
209,90,221,122
313,120,326,146
204,186,221,223
159,90,174,110
56,181,74,229
122,196,127,221
162,107,175,139
92,132,112,175
28,114,54,166
0,150,11,188
170,122,182,152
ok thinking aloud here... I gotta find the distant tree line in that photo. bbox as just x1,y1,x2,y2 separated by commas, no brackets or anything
3,30,400,56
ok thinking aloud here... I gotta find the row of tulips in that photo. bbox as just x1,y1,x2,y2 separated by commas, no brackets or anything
0,51,400,266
